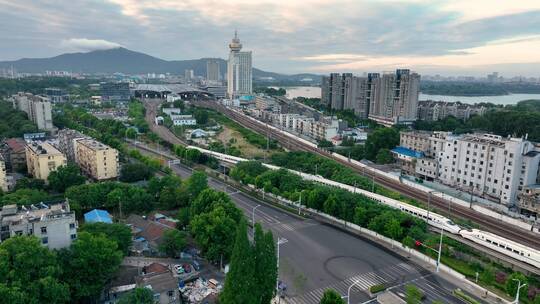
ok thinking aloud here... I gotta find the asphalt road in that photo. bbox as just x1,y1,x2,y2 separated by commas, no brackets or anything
166,162,468,304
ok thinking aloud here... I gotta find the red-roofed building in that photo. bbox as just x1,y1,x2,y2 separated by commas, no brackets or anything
1,138,27,172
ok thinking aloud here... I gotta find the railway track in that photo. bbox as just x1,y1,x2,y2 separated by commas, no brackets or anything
194,101,540,250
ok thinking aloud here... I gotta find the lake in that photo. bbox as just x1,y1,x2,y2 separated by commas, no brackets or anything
419,93,540,105
279,86,540,105
282,86,321,99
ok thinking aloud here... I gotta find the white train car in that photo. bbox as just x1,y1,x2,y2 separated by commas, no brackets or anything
460,229,540,269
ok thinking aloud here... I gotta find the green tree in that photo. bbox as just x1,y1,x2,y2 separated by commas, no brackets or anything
81,222,132,255
14,178,45,191
220,220,256,304
405,284,423,304
190,206,238,262
117,287,155,304
253,224,277,303
60,232,123,301
365,127,399,161
385,218,404,242
320,289,345,304
159,229,187,257
119,163,154,182
47,164,86,192
125,128,137,139
0,236,70,304
318,139,333,148
505,272,527,299
375,148,394,164
176,207,190,228
184,171,208,199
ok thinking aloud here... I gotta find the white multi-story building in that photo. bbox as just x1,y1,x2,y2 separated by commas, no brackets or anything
170,114,196,126
227,31,252,98
0,201,77,250
396,131,540,206
10,92,54,131
438,134,540,206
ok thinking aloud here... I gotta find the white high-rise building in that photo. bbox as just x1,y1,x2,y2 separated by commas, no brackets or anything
227,31,252,98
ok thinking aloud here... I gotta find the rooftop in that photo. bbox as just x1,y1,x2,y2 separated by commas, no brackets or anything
77,138,115,151
0,201,72,225
84,209,113,223
27,141,64,156
5,138,26,153
391,146,424,158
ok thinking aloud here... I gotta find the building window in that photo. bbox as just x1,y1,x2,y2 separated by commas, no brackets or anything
41,227,47,234
71,234,77,240
69,223,76,229
42,237,48,244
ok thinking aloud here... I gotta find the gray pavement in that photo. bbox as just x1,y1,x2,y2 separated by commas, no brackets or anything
166,162,469,304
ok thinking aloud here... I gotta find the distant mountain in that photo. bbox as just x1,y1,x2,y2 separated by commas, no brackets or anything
0,47,320,82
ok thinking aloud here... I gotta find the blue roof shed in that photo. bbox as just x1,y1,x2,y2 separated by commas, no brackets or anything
84,209,113,223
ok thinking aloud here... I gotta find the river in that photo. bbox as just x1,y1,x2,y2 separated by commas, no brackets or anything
278,86,540,105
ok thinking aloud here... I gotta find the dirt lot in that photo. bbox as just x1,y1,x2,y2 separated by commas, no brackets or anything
216,126,269,159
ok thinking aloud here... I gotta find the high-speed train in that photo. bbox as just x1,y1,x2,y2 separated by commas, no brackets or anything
460,229,540,268
189,146,540,269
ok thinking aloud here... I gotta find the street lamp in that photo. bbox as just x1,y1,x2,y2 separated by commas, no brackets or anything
344,280,362,304
276,238,288,296
252,204,261,229
512,279,527,304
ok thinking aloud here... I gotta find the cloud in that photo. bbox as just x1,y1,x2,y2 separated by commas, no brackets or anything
1,0,540,75
60,38,122,52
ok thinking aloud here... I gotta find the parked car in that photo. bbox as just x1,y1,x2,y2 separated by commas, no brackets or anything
173,264,184,274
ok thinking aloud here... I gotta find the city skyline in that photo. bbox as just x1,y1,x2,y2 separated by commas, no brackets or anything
1,1,540,76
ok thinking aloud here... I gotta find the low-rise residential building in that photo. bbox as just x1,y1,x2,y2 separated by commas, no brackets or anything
417,100,487,121
170,114,197,126
0,155,7,192
75,139,119,180
0,201,77,249
162,107,182,116
25,141,67,181
517,185,540,217
1,138,27,172
135,266,180,304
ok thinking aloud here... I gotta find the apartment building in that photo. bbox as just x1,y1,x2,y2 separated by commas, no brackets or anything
396,131,540,206
26,142,67,181
322,69,420,123
0,155,7,192
438,134,540,206
56,129,90,162
0,201,77,249
10,92,54,131
75,139,119,180
417,100,487,121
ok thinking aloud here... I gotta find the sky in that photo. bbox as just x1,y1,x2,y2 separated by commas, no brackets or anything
1,0,540,76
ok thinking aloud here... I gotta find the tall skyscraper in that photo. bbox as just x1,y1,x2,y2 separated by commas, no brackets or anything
227,31,252,98
206,59,220,82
